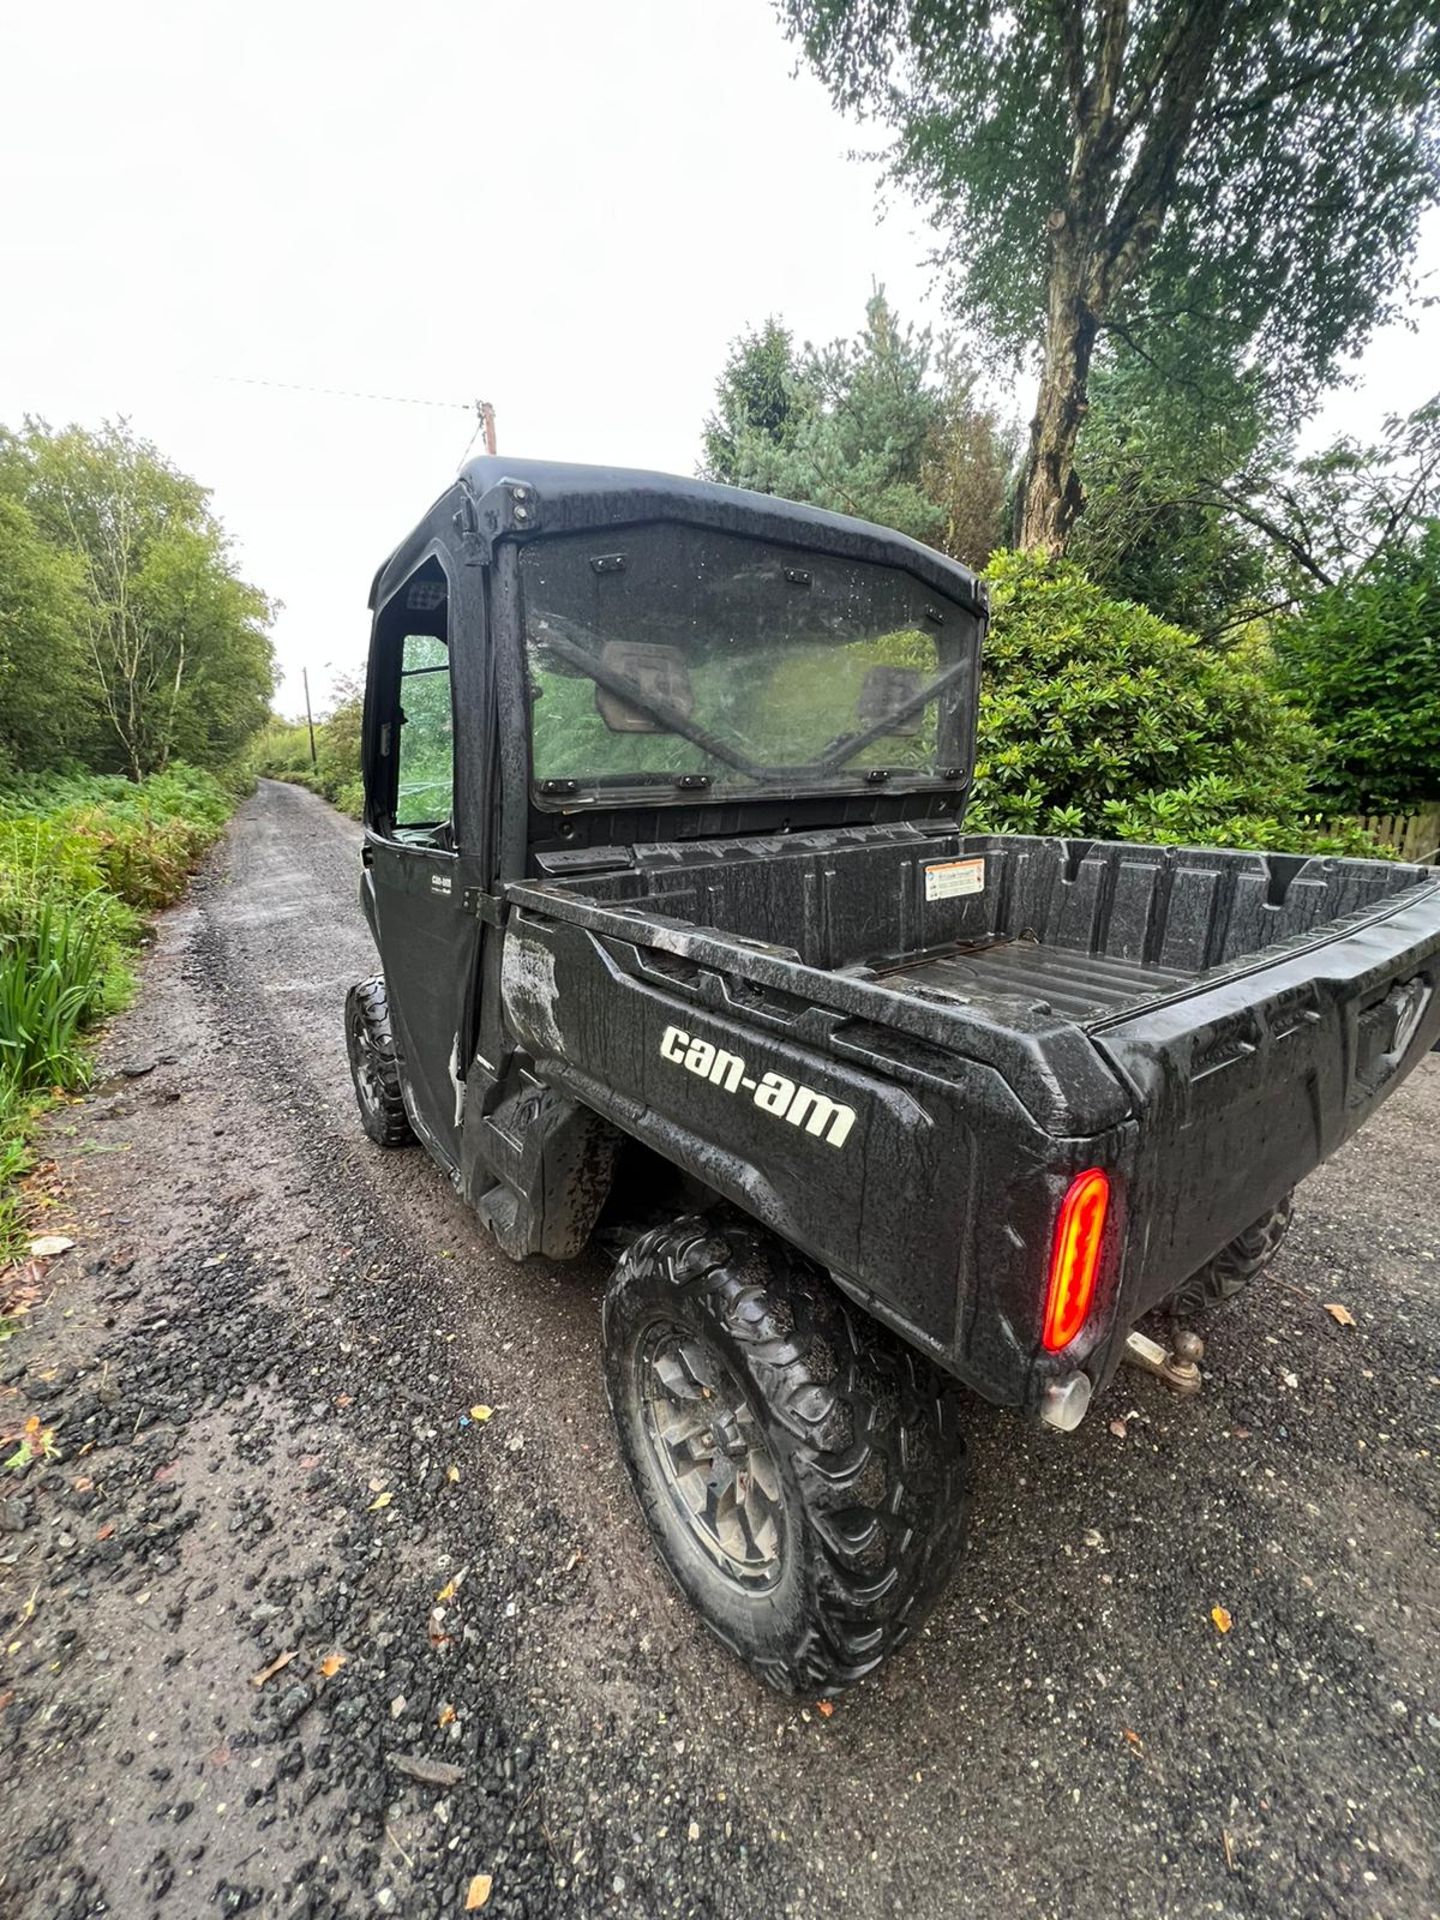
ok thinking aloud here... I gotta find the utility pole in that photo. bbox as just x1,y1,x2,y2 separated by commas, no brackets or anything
477,400,497,456
303,666,318,767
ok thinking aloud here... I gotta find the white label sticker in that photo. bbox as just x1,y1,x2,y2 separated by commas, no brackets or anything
924,856,985,901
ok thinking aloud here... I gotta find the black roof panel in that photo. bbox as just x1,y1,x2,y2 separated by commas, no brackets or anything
371,457,986,614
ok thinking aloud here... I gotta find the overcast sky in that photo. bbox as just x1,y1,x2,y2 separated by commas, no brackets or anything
3,0,1437,715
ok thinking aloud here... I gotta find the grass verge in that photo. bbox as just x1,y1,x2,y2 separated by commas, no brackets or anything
0,765,237,1286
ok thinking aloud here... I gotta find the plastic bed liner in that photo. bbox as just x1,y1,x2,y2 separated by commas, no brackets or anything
537,825,1437,1029
868,935,1196,1023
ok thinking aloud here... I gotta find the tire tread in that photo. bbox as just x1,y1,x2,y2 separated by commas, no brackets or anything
1170,1193,1294,1317
345,975,414,1149
604,1216,968,1695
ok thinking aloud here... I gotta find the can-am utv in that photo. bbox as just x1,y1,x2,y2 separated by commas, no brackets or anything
346,457,1440,1694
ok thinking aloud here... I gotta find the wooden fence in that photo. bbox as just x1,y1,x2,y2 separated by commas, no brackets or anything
1354,806,1440,863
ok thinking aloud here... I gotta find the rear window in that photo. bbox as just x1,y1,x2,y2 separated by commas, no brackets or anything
520,524,976,801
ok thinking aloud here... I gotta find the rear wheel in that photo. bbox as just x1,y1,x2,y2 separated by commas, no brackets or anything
1169,1193,1294,1318
603,1215,968,1696
344,976,414,1148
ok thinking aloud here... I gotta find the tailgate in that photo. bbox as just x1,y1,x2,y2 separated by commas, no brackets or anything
1093,877,1440,1313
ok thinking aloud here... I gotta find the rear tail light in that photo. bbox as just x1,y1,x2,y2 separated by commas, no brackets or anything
1042,1168,1110,1352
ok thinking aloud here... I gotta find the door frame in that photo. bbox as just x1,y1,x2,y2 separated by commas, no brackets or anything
361,532,492,1171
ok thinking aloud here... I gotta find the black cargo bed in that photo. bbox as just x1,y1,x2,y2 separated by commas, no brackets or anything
536,826,1436,1029
870,936,1195,1023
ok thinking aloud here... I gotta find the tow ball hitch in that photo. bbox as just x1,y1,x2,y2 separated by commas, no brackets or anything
1041,1327,1206,1430
1121,1327,1205,1395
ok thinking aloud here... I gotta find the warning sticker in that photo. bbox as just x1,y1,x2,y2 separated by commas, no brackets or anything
924,856,986,901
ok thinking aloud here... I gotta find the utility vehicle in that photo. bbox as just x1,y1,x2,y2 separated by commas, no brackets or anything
345,457,1440,1694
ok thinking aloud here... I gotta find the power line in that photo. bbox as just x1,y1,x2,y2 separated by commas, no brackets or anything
218,375,499,464
219,373,473,411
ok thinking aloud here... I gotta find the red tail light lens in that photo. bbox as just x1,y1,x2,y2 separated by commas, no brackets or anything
1042,1168,1110,1352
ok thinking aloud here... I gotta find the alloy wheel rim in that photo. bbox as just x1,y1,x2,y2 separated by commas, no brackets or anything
636,1323,785,1589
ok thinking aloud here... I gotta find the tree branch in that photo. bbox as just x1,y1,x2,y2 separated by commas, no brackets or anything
1109,0,1206,151
1093,0,1131,131
1199,51,1355,128
1209,486,1337,588
1104,317,1228,406
1096,0,1232,305
1053,0,1086,124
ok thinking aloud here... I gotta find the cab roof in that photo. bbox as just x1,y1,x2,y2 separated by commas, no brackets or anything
370,456,987,617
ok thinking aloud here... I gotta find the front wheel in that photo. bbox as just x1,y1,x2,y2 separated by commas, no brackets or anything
344,976,414,1149
602,1216,968,1696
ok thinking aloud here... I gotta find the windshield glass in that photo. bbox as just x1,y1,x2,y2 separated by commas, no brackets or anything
520,524,976,799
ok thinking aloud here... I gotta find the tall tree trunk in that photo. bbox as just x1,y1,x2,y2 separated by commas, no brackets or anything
1012,0,1232,555
1015,227,1100,554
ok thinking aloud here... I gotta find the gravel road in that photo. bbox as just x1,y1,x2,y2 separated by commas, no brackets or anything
1,778,1437,1920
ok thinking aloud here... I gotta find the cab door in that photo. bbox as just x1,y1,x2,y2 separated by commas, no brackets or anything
363,555,483,1173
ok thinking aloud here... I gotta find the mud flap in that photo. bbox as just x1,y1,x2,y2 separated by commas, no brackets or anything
474,1085,620,1260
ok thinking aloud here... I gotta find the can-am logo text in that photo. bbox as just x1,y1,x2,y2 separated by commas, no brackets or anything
658,1025,857,1149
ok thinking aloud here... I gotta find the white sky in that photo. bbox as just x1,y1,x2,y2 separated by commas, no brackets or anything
2,0,1437,716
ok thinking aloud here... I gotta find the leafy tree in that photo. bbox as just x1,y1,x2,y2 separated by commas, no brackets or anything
1074,355,1440,636
764,294,946,541
968,548,1371,852
7,420,275,779
702,295,941,538
317,675,364,784
0,490,91,770
921,342,1020,569
701,294,1014,567
1273,520,1440,813
780,0,1440,554
130,526,275,768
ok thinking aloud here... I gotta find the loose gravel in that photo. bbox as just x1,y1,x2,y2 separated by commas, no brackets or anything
0,780,1436,1920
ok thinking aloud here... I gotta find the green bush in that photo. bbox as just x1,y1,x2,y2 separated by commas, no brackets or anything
1273,521,1440,814
0,764,235,1260
0,897,111,1095
968,551,1379,854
